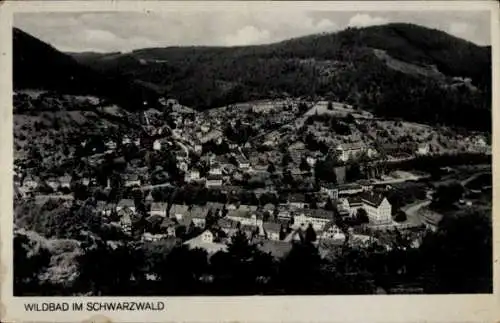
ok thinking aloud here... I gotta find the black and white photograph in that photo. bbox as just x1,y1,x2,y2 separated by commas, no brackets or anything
8,2,495,302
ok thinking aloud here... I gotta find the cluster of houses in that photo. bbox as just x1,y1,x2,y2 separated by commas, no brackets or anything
93,179,393,252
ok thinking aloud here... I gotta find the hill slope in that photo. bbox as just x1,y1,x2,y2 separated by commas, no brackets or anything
70,23,491,131
13,28,161,111
16,24,491,131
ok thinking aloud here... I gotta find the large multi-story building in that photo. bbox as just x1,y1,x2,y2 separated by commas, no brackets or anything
359,192,392,224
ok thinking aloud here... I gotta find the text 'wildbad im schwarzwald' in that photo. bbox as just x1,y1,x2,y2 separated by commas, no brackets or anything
24,301,166,312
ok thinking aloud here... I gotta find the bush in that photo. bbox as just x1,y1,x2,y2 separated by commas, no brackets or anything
394,210,407,222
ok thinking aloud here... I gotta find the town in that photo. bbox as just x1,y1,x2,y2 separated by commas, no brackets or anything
14,93,492,274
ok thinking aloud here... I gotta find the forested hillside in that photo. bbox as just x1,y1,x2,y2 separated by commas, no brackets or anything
13,28,161,111
14,23,491,131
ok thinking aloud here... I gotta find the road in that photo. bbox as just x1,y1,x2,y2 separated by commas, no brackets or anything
403,200,431,217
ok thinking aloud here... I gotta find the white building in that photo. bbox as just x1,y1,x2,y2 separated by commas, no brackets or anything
150,203,168,217
209,165,222,176
227,210,263,227
205,175,223,187
320,184,339,200
153,139,162,151
306,156,317,167
360,192,392,225
287,193,308,209
294,210,331,231
236,157,250,170
194,144,203,153
338,197,363,217
184,230,228,254
122,136,132,145
321,222,346,240
416,143,430,156
23,176,38,191
187,170,200,182
335,143,366,162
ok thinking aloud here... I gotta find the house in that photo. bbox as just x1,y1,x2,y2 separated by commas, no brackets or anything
337,197,362,216
170,204,189,221
366,147,378,158
335,143,366,162
358,180,373,192
116,199,136,213
145,192,154,203
22,175,38,190
338,183,363,196
205,202,225,216
235,156,250,170
306,156,317,167
321,222,346,240
185,170,200,182
241,224,260,240
320,183,339,200
294,209,332,231
278,208,291,219
160,218,177,237
205,174,223,187
81,177,91,186
360,191,392,225
58,175,72,189
150,202,168,217
153,139,162,151
190,206,207,228
124,174,141,187
227,209,263,227
474,136,487,147
263,222,281,241
184,230,227,254
99,202,114,217
200,124,210,133
142,232,167,242
46,178,60,191
288,193,308,209
194,144,203,153
416,143,430,156
209,164,222,176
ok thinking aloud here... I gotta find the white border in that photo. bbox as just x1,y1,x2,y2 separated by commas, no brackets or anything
1,1,499,322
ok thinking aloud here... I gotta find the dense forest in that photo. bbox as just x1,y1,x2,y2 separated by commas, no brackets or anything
14,23,491,131
12,28,160,111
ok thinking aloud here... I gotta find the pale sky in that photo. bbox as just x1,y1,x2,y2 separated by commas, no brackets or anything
14,10,491,53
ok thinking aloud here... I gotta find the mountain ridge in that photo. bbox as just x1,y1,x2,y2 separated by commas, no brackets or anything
14,23,491,131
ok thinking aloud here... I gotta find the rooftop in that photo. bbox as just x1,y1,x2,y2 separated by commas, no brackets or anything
263,221,281,233
360,191,387,208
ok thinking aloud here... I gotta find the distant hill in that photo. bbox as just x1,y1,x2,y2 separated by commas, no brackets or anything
13,28,161,111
